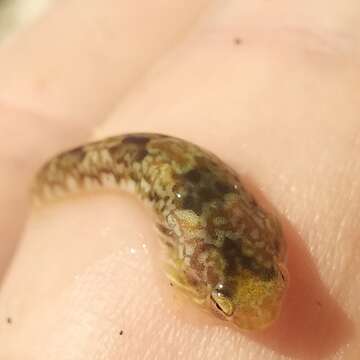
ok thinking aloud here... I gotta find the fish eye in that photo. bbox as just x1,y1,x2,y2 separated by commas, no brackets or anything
210,289,234,317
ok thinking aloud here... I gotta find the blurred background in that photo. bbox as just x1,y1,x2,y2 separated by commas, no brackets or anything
0,0,52,43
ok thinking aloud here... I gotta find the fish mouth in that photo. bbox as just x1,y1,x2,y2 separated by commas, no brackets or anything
231,265,288,331
207,293,282,330
231,300,283,330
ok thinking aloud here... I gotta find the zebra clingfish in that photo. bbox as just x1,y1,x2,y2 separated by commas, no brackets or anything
33,133,288,330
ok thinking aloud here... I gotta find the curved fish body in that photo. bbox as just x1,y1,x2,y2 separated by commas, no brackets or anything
33,133,287,330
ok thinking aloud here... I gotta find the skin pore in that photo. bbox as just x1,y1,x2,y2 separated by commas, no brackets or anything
0,0,360,359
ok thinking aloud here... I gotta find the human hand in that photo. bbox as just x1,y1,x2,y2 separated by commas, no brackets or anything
0,1,359,359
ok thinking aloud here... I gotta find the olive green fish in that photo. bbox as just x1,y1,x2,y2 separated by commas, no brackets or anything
33,133,288,330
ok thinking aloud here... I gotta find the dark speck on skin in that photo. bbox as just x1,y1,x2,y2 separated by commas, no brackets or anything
233,37,243,46
6,317,12,324
119,330,124,335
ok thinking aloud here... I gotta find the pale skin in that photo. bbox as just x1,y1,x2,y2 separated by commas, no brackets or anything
0,1,359,359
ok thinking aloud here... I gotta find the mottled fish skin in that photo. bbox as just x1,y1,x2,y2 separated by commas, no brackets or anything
33,133,287,330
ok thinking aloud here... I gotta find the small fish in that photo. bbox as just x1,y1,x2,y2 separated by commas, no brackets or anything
33,133,287,330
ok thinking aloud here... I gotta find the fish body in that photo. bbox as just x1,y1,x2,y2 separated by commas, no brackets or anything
33,133,287,330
